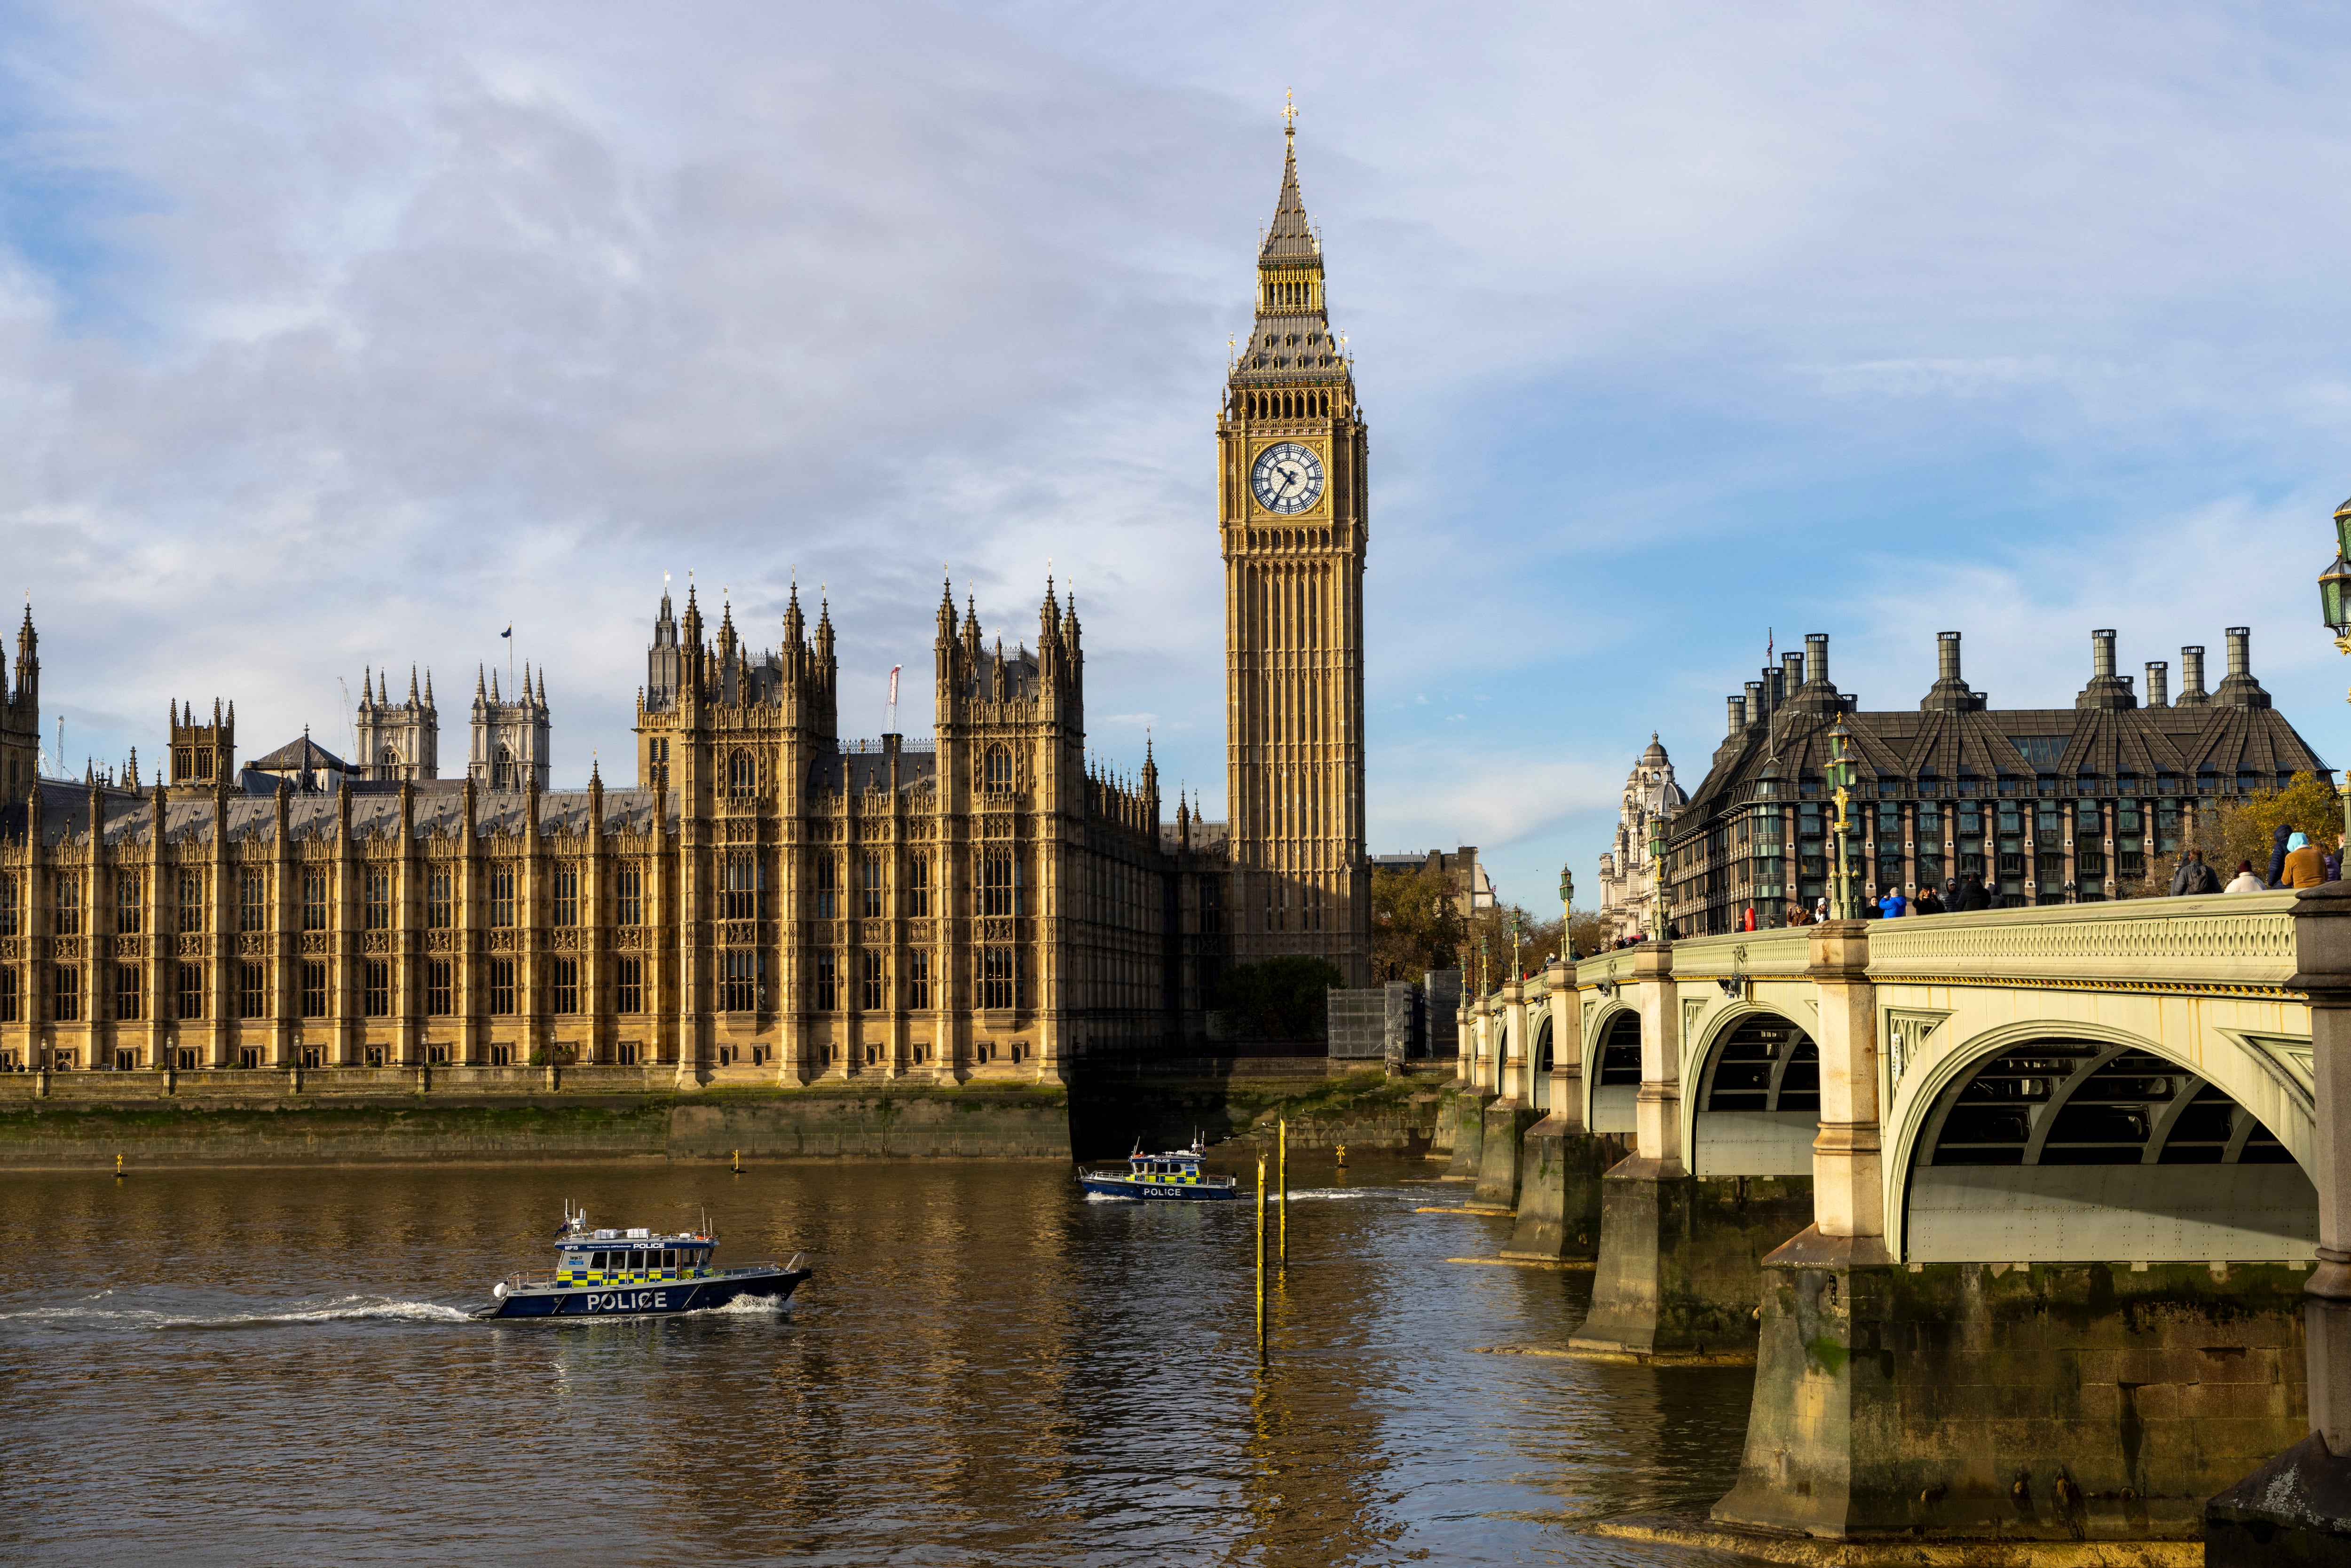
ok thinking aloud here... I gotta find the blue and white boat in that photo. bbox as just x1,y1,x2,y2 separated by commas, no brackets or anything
1079,1140,1241,1201
473,1206,812,1319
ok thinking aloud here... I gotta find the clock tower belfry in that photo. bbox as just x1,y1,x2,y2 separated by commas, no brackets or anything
1220,108,1369,987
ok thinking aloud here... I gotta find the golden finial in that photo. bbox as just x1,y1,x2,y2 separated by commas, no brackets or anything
1282,90,1297,134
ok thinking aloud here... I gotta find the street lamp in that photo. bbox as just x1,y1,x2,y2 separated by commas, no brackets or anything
1647,810,1668,943
1825,717,1858,921
2319,496,2351,850
1557,864,1574,960
1509,907,1523,980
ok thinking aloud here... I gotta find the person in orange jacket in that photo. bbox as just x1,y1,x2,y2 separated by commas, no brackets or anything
2281,832,2330,889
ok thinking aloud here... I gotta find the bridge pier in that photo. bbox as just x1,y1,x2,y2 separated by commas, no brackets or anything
2209,882,2351,1562
1475,978,1539,1207
1441,995,1496,1181
1570,941,1810,1360
1506,958,1609,1259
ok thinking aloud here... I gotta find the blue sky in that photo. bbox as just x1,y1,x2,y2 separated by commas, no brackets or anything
4,2,2351,910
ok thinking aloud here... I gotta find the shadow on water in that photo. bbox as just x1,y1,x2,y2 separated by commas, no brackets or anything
0,1154,1765,1565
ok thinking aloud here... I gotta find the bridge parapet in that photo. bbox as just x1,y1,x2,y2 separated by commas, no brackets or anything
1864,890,2300,991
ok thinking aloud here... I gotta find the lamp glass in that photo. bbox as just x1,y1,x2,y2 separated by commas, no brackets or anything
2335,502,2351,563
2323,556,2351,633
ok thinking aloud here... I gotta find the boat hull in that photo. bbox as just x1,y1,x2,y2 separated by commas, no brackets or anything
474,1266,812,1320
1079,1174,1239,1201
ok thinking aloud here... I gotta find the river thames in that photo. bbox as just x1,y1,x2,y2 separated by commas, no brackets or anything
0,1155,1757,1565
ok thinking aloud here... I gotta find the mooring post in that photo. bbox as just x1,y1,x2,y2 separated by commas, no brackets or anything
1255,1155,1268,1348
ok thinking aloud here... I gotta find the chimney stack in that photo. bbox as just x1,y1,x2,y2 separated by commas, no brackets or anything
1782,652,1804,694
1727,695,1748,738
1805,633,1830,689
2214,625,2272,709
1920,630,1983,713
1745,679,1766,726
2177,646,2209,707
2076,627,2136,710
2144,660,2169,708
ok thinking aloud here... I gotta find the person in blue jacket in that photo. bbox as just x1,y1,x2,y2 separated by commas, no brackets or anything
1878,885,1907,919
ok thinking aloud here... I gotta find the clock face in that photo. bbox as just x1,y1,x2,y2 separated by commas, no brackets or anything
1250,441,1324,515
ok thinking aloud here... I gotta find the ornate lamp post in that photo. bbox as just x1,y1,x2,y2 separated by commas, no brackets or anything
1826,717,1859,921
2320,505,2351,850
1647,810,1668,942
1558,864,1574,960
1509,906,1524,980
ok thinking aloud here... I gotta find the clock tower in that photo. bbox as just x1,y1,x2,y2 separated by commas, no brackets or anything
1220,109,1369,986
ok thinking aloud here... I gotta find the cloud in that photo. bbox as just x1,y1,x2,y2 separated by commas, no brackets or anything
6,0,2351,911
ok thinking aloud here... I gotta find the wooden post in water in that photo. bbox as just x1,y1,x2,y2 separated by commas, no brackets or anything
1278,1119,1288,1265
1255,1155,1267,1346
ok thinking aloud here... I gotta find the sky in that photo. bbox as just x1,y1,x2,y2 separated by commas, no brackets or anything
5,1,2351,912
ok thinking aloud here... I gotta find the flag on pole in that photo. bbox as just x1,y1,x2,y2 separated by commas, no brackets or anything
500,625,513,639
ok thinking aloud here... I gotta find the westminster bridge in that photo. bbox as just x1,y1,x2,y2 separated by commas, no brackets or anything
1443,888,2351,1559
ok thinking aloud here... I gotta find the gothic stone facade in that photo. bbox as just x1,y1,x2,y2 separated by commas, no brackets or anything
0,580,1231,1083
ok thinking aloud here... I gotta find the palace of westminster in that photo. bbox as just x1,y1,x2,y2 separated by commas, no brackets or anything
0,120,1373,1082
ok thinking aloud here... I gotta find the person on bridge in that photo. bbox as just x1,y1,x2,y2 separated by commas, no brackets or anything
1955,872,1991,911
2170,850,2222,896
1878,886,1907,919
2282,831,2329,888
1741,905,1758,931
2266,824,2293,888
2225,859,2266,894
1912,883,1946,914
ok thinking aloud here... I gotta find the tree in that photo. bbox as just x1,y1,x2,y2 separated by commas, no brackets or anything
1370,862,1465,982
1463,900,1563,987
1214,955,1345,1041
1567,907,1611,960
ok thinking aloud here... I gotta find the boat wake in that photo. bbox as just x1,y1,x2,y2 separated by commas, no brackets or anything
1280,1188,1377,1202
0,1292,474,1332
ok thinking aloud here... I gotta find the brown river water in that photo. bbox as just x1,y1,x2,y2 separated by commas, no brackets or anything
0,1154,1759,1566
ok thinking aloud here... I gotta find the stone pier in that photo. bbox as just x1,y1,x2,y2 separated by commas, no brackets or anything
2208,882,2351,1562
1505,955,1609,1260
1442,995,1496,1182
1568,940,1811,1361
1475,978,1539,1209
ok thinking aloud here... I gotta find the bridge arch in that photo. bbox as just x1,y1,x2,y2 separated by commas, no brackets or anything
1684,1006,1819,1176
1585,1008,1641,1134
1530,1014,1554,1111
1887,1019,2317,1263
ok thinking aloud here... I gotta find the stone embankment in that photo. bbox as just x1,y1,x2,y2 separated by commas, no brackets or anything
0,1068,1073,1165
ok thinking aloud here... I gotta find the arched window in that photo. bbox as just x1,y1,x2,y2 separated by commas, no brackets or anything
728,749,757,796
984,744,1013,795
492,745,514,790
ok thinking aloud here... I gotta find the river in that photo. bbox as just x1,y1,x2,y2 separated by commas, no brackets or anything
0,1154,1759,1565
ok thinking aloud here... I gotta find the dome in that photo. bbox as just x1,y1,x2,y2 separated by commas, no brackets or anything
1640,732,1669,767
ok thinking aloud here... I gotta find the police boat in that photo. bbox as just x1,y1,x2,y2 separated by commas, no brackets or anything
1078,1139,1241,1201
473,1205,813,1319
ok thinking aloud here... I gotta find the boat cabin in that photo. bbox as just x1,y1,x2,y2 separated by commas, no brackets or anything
554,1226,718,1287
1128,1154,1207,1186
